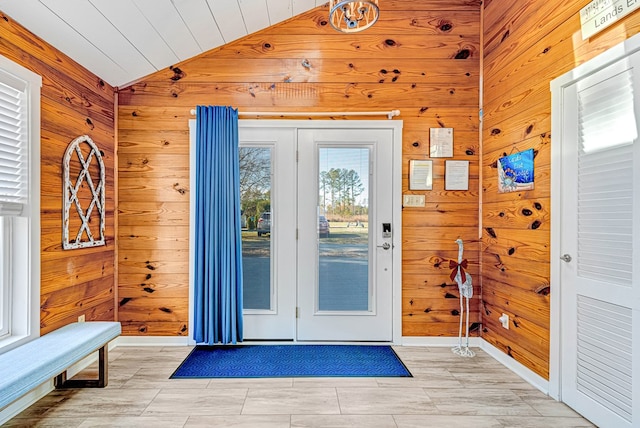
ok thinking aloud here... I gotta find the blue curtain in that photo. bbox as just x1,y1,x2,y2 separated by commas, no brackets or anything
193,105,243,344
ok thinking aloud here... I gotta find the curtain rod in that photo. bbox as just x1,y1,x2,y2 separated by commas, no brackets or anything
189,109,401,120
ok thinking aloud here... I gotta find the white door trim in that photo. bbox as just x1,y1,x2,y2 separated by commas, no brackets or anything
550,32,640,401
189,119,403,345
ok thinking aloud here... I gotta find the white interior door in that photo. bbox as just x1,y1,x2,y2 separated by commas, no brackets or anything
556,50,640,428
296,128,394,341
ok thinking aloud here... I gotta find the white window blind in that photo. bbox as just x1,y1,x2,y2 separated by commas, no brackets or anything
0,71,27,216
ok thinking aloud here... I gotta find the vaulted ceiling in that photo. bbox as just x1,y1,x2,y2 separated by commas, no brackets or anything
2,0,325,87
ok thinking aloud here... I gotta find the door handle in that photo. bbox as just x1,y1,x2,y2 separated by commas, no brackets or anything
560,254,572,263
377,242,391,250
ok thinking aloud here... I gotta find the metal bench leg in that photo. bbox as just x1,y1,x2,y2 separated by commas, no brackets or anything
54,345,108,388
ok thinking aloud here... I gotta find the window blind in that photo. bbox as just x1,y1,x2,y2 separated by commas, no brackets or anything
0,71,27,216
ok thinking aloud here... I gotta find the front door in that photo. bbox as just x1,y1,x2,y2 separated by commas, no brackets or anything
240,122,399,342
296,128,394,341
554,48,640,427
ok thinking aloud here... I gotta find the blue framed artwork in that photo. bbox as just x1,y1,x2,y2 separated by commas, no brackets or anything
497,148,534,193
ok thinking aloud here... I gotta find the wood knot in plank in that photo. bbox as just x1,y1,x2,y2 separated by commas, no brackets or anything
439,21,453,32
384,39,397,46
454,49,470,59
169,66,185,81
173,183,187,195
536,285,551,296
485,227,497,238
119,298,132,306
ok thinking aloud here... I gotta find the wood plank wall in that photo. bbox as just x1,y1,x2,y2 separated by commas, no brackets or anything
482,0,640,378
117,1,482,337
0,12,116,334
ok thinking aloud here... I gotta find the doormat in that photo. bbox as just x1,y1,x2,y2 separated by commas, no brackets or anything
170,345,412,378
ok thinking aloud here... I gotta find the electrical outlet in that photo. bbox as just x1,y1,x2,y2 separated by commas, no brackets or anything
498,313,509,329
78,314,85,323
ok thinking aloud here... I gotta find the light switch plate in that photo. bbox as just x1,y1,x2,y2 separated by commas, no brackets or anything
403,194,425,207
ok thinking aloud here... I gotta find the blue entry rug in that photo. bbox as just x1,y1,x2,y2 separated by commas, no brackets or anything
170,345,412,378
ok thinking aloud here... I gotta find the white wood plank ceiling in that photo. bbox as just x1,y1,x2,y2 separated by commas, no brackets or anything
1,0,326,87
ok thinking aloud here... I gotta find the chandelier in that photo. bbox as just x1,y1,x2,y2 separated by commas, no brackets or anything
329,0,380,33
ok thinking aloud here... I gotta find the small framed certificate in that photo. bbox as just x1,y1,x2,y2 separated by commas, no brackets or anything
445,160,469,190
409,160,433,190
429,128,454,157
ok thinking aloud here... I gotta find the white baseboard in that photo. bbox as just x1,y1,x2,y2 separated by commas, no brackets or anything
115,336,192,347
401,336,481,347
480,338,549,395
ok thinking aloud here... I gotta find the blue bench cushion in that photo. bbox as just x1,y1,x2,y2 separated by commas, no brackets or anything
0,321,121,409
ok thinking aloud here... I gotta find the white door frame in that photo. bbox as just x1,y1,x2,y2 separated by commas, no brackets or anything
550,33,640,402
189,119,403,345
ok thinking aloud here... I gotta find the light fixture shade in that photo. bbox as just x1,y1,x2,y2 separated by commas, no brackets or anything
329,0,380,33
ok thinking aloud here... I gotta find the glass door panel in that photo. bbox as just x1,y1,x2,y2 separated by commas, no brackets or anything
317,147,370,312
239,146,272,311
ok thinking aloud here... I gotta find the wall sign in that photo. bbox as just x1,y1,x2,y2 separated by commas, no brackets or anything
497,148,535,193
445,160,469,191
429,128,453,157
409,159,433,190
580,0,640,40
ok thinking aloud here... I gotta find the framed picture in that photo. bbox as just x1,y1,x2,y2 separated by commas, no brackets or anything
445,160,469,191
429,128,454,157
409,159,433,190
497,148,535,193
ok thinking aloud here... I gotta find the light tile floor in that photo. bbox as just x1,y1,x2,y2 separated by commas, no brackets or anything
5,346,595,427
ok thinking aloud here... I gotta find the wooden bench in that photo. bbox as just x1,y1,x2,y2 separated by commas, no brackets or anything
0,321,121,410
